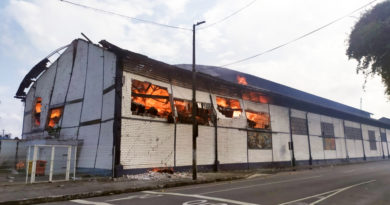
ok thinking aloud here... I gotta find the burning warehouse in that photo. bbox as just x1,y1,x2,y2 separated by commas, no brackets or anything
15,39,390,176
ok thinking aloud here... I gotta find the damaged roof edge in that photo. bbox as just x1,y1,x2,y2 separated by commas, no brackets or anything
15,41,74,101
15,58,50,101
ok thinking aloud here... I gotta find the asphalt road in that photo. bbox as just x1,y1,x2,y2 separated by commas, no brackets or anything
44,160,390,205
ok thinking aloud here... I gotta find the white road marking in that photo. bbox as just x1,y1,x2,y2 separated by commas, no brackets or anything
106,193,163,202
71,199,113,205
143,191,259,205
198,175,322,195
278,179,376,205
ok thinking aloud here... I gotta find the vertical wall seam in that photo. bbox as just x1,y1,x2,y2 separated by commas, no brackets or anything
93,49,105,169
306,112,312,165
59,41,77,138
268,104,274,162
169,83,177,168
76,43,90,141
46,58,60,137
342,120,349,160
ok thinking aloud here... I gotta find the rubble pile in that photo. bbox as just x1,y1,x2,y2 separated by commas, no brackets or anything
125,169,192,181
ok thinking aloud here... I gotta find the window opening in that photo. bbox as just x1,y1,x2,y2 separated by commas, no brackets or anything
174,99,213,126
216,96,242,118
246,111,270,129
368,130,377,150
33,97,42,126
47,107,63,128
242,91,269,104
131,79,172,119
247,131,272,149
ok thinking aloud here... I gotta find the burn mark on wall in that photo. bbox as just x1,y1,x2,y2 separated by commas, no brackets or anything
216,96,242,118
247,131,272,149
131,79,172,119
236,75,248,85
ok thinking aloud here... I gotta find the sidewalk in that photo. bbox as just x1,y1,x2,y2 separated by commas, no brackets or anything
0,169,272,205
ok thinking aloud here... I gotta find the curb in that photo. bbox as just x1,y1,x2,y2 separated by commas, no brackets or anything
0,175,248,205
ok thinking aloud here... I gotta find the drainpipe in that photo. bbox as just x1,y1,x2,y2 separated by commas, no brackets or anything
288,108,296,167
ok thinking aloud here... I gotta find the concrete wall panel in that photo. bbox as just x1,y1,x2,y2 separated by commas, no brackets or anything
77,124,100,168
50,45,74,105
217,128,247,164
198,126,215,165
102,90,115,121
95,120,113,170
272,133,291,162
103,51,116,90
269,105,289,133
308,113,321,136
61,102,82,128
66,40,88,101
121,119,174,169
248,149,272,163
175,124,191,166
80,44,104,122
310,136,324,160
243,101,268,113
291,109,306,119
292,134,309,160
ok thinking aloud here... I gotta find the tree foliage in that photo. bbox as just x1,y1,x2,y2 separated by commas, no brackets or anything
347,0,390,96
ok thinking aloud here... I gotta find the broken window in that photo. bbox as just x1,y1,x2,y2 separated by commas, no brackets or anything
247,131,272,149
174,99,213,126
323,138,336,150
242,91,269,104
246,111,270,129
344,127,362,140
291,117,308,135
33,97,42,127
47,107,63,128
131,79,172,119
368,130,377,150
216,96,242,118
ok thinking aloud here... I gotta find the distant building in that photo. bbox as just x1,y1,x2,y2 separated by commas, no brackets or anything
15,39,390,176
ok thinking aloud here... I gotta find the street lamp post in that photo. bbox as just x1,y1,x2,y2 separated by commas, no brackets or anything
192,20,205,180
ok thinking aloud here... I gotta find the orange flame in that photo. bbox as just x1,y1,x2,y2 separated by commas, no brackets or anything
216,96,242,117
131,80,172,117
48,108,62,128
246,111,270,129
237,75,248,85
242,91,268,104
34,97,42,126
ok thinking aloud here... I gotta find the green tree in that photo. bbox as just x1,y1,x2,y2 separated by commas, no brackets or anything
346,0,390,96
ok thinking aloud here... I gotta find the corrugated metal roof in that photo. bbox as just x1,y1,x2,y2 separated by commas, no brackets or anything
175,64,372,119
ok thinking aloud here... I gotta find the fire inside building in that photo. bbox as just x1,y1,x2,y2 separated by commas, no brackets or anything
15,39,390,176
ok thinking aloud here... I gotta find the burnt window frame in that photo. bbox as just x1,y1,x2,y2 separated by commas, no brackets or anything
290,117,308,135
46,106,64,129
32,97,42,127
247,131,272,150
245,110,271,130
368,130,377,150
173,98,214,126
321,122,336,150
215,96,242,118
130,79,173,120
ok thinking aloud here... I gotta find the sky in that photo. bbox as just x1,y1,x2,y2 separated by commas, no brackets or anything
0,0,389,138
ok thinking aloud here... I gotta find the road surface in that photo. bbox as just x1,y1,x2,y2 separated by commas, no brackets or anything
44,160,390,205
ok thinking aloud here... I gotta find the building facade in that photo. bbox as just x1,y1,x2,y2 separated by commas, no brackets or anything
16,39,390,176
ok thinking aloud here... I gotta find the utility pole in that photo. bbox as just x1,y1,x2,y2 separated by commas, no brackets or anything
192,20,205,181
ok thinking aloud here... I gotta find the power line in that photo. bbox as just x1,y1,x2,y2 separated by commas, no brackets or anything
198,0,257,30
59,0,192,31
221,0,378,67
